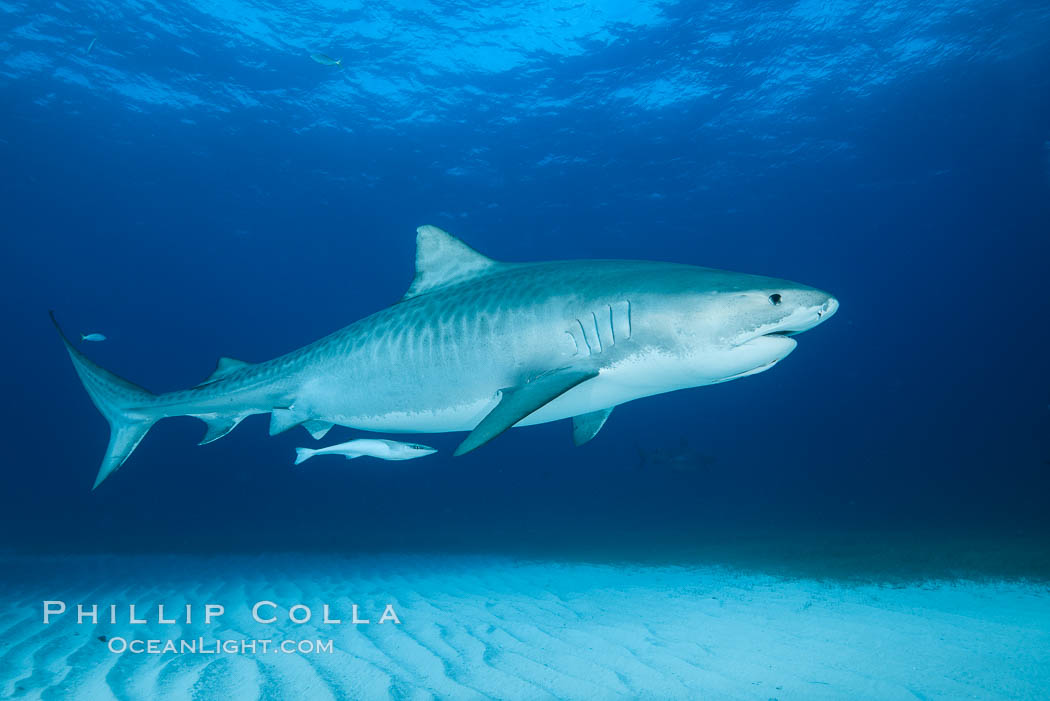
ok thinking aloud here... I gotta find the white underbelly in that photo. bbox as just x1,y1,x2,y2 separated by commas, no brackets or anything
335,400,494,434
328,350,703,434
519,350,702,425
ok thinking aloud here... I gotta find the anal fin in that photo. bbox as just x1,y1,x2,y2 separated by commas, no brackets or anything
198,415,246,445
454,366,599,456
572,407,614,446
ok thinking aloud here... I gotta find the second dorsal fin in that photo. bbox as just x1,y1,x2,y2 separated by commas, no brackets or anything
196,356,251,387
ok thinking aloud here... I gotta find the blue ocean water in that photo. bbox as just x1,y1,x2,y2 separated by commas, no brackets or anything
3,0,1049,557
4,2,1050,698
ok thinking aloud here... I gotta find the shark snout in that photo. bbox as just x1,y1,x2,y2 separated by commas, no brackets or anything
740,291,838,344
781,293,838,335
817,297,839,321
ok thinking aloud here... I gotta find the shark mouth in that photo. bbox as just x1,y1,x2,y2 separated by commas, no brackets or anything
737,324,807,347
717,353,787,382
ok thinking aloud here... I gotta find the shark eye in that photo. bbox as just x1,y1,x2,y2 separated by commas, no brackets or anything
769,293,782,306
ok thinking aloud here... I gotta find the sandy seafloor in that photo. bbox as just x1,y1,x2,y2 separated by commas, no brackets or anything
1,553,1048,700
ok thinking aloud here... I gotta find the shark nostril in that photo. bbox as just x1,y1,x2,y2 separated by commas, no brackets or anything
816,298,838,321
768,293,782,306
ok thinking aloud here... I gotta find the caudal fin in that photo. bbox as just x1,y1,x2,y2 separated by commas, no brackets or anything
294,447,315,465
51,311,158,489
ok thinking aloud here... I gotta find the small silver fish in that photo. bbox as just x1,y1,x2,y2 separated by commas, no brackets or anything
295,438,436,464
87,37,97,54
310,53,342,67
80,332,106,342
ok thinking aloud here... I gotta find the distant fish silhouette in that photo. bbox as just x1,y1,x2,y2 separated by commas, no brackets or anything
310,53,342,67
638,437,716,474
86,37,97,54
80,332,106,342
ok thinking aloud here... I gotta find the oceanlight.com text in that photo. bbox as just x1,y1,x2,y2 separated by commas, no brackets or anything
106,637,334,655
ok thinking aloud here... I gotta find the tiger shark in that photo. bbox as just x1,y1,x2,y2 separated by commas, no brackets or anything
53,225,838,489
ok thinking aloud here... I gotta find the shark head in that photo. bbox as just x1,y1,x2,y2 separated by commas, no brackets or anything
660,269,839,385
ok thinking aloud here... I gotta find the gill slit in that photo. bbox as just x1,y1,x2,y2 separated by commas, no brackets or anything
575,318,592,354
565,331,580,355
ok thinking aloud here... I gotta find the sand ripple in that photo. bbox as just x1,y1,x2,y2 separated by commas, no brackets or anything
0,554,1047,700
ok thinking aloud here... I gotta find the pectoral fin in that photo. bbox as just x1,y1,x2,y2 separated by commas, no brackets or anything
572,407,614,446
454,367,599,456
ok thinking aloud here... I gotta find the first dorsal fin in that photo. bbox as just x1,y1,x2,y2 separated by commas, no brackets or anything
196,356,251,387
402,225,501,300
